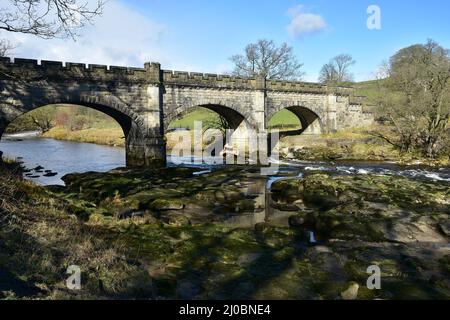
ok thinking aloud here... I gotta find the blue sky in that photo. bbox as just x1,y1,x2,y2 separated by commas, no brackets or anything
5,0,450,82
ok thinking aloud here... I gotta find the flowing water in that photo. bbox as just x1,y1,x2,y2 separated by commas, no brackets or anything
1,133,449,186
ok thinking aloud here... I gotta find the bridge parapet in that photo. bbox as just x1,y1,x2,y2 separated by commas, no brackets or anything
0,57,362,98
265,79,326,94
0,57,158,83
162,68,357,96
162,69,262,90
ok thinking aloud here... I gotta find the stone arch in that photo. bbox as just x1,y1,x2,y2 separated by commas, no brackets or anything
268,104,325,135
0,92,144,139
165,99,250,132
164,99,255,158
0,90,157,167
284,105,324,134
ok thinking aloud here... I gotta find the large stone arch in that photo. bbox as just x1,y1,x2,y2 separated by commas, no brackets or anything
0,81,145,131
0,86,157,166
163,96,253,132
163,97,255,156
165,103,250,132
267,104,325,135
4,96,142,136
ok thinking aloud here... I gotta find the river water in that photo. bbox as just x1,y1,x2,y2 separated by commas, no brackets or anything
1,133,449,186
0,133,125,185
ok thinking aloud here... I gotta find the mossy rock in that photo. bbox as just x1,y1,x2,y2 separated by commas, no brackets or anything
150,199,185,211
303,174,344,210
271,179,304,203
288,212,316,229
159,212,191,226
234,199,256,212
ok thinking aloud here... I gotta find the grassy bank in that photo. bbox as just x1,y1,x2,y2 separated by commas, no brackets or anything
279,126,450,167
41,124,449,166
43,127,125,147
0,163,149,299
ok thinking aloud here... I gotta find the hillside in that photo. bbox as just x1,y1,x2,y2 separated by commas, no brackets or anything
353,79,383,105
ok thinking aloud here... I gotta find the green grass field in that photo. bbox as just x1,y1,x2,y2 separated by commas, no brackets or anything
353,79,384,105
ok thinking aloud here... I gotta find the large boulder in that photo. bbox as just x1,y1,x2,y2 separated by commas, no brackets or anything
302,174,362,210
303,175,342,210
383,218,448,244
271,179,304,204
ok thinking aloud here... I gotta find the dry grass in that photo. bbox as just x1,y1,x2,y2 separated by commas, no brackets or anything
0,166,152,299
165,130,215,151
44,127,125,147
278,126,450,166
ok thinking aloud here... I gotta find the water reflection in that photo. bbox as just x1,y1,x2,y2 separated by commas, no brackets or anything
219,177,268,228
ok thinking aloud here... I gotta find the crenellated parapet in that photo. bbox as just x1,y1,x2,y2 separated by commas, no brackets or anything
0,57,365,99
0,57,161,83
162,70,264,90
162,68,357,96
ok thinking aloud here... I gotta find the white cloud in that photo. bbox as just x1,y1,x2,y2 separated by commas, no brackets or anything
287,5,327,38
2,0,168,67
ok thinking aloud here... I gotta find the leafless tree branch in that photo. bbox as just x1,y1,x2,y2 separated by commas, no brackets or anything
0,0,105,39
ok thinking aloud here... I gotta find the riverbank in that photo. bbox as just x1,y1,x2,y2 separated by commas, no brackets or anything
41,126,450,166
279,128,450,167
1,161,449,299
43,127,125,147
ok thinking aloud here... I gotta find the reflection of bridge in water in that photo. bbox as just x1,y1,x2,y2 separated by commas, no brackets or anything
218,176,297,229
0,58,373,167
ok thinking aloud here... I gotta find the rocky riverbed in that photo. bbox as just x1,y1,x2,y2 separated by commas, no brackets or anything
29,165,447,300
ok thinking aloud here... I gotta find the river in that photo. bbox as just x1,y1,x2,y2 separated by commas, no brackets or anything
1,132,449,186
0,132,125,185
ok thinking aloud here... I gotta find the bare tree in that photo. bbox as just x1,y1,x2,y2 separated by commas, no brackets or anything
29,108,54,133
318,62,338,84
0,0,105,39
204,114,229,138
319,54,355,84
373,39,450,157
230,39,304,80
0,38,15,56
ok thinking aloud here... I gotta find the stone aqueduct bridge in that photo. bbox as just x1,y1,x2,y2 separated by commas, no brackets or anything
0,58,373,167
